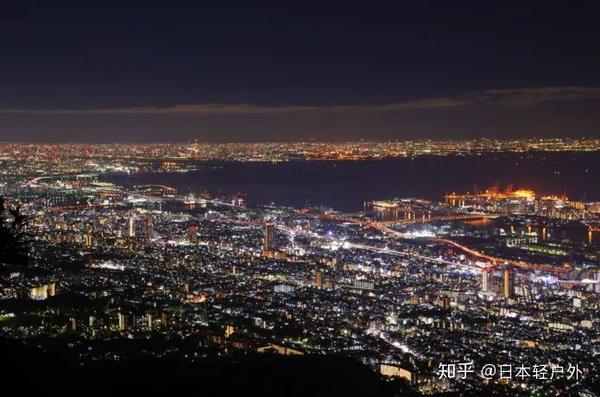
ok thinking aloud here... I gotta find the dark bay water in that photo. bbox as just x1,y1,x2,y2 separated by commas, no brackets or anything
104,152,600,211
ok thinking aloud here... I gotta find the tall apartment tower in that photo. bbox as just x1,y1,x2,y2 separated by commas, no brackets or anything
128,216,135,238
481,269,490,292
263,221,274,253
315,270,324,288
503,268,514,299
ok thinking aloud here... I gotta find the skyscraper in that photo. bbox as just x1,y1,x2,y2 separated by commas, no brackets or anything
503,268,514,299
315,270,324,288
83,233,93,247
481,269,490,293
146,313,153,330
118,313,127,331
187,224,199,243
263,221,274,253
128,216,135,238
440,295,451,310
69,317,77,332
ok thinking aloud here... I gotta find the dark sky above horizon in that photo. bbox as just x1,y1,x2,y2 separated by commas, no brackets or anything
1,1,600,142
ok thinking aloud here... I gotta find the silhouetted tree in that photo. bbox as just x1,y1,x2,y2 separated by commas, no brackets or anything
0,196,29,267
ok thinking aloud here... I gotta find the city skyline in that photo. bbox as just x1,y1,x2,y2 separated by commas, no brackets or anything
2,3,600,395
1,145,599,394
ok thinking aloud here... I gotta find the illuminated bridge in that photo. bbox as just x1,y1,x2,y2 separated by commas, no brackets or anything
314,212,570,275
373,222,570,274
375,213,497,226
206,212,571,276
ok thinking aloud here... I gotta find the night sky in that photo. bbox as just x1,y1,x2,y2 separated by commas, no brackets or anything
1,1,600,142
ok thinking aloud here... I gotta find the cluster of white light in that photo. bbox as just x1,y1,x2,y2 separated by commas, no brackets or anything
530,274,558,284
92,260,125,271
404,230,436,238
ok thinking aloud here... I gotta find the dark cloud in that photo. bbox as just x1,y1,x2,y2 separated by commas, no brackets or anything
475,87,600,107
1,86,599,142
2,87,599,116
